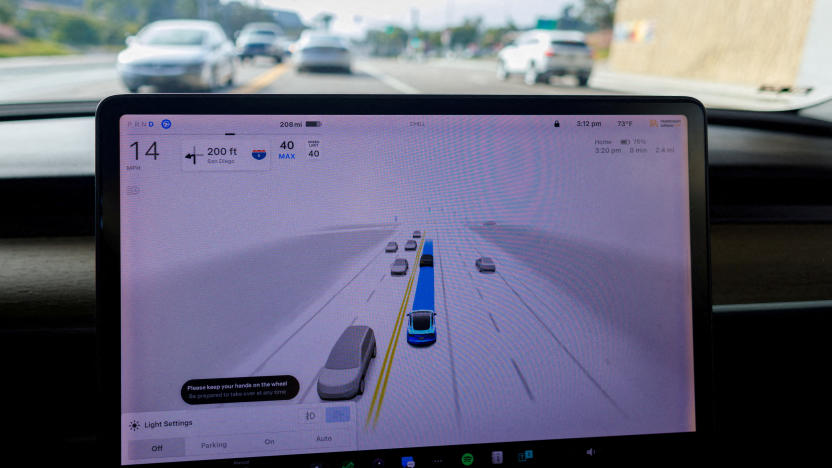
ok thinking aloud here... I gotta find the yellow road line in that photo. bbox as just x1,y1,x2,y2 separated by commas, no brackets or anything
231,63,288,94
372,233,427,427
365,244,418,426
364,238,416,426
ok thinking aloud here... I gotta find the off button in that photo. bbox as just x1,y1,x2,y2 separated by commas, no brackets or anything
128,438,186,459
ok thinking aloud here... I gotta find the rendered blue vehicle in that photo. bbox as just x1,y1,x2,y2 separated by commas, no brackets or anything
409,246,436,345
407,311,436,345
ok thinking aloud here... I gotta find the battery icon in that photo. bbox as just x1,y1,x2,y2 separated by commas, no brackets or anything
305,121,322,127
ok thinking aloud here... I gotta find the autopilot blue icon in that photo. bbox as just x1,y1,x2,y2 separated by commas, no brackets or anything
148,121,154,127
161,119,171,129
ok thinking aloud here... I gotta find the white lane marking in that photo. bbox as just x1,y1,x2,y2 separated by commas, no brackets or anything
356,63,420,94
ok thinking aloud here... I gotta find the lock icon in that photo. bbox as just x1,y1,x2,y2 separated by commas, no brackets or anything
554,120,560,127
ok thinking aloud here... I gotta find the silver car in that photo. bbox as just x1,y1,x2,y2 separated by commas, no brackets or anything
412,230,421,238
476,256,496,272
391,258,409,276
317,326,376,400
236,22,287,62
404,240,417,251
385,241,398,253
117,20,236,92
292,31,352,73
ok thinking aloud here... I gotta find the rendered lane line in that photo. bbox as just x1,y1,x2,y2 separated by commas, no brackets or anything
231,63,289,94
511,358,535,401
365,233,423,427
364,270,412,426
250,249,384,375
496,270,628,418
437,241,462,426
380,274,386,283
365,241,418,427
355,63,421,94
367,289,376,302
458,230,623,408
476,287,484,300
458,230,628,417
488,312,500,333
299,369,322,403
372,232,427,427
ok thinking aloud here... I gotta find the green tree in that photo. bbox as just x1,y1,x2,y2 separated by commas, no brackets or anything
449,17,481,47
366,26,408,56
52,13,101,45
481,22,518,50
313,12,334,31
578,0,616,30
0,0,19,24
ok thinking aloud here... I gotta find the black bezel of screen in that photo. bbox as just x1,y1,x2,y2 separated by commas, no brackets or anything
96,94,712,465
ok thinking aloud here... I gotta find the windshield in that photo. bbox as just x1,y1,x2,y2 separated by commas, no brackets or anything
0,0,829,113
412,314,432,331
141,28,207,46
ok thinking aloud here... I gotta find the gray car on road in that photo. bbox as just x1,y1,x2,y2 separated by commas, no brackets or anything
476,256,496,272
117,20,236,92
292,32,352,73
317,325,376,400
404,240,417,251
391,258,409,275
385,241,398,252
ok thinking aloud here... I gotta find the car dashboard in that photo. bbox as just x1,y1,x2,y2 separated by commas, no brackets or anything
1,105,830,463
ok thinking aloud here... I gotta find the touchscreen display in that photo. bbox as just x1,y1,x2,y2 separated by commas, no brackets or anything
119,114,694,464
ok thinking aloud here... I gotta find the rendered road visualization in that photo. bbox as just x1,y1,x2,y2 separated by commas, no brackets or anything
126,218,694,449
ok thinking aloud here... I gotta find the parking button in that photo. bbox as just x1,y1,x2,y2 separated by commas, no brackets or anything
128,438,185,459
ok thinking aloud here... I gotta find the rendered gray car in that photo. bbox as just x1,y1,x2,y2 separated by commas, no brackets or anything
117,20,236,92
412,230,421,238
385,241,398,253
404,240,417,251
317,326,376,400
476,256,496,272
391,258,409,276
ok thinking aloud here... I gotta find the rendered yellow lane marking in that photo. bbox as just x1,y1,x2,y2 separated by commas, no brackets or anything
370,233,427,427
365,235,420,426
364,267,413,426
231,63,288,94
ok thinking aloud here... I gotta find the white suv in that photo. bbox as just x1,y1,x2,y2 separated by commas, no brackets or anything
496,30,594,86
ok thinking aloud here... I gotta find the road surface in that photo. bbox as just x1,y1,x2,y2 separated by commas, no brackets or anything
126,221,693,450
0,55,615,103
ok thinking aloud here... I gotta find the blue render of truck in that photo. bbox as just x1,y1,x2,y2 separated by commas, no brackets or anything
409,240,436,345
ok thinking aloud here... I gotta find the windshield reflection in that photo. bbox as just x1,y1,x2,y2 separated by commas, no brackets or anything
0,0,828,113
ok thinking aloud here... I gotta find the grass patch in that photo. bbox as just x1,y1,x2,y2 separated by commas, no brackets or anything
593,47,610,60
0,39,73,58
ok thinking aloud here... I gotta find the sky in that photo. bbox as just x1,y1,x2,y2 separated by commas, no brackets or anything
259,0,574,36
